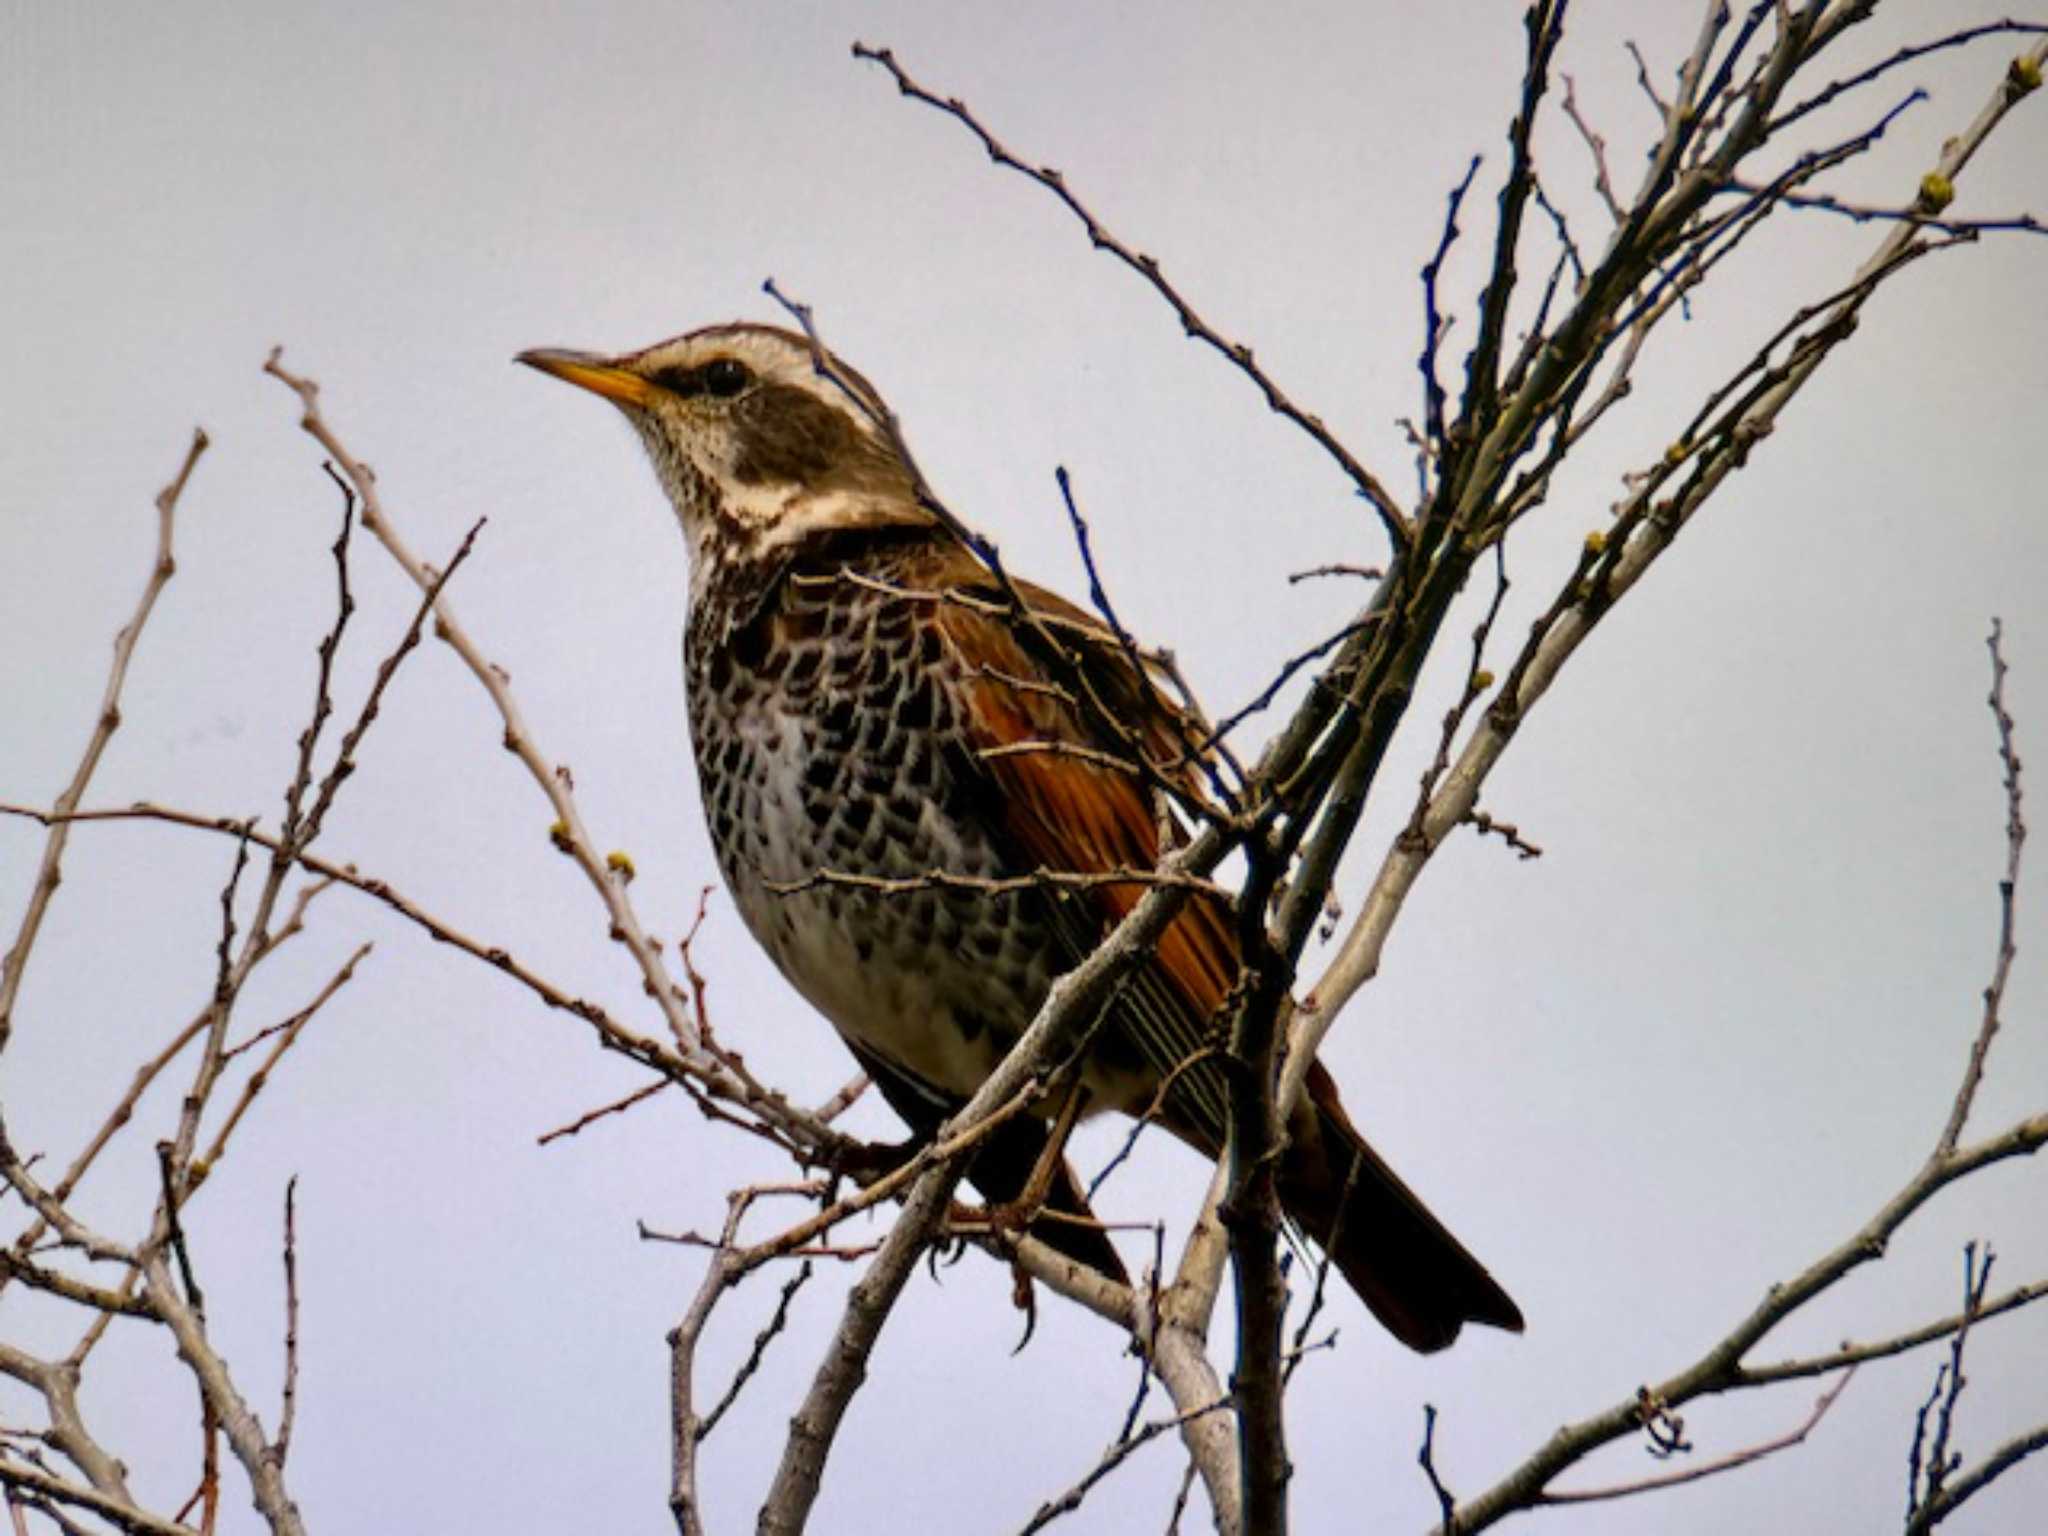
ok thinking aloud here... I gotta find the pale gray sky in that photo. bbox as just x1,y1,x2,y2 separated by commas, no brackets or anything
4,3,2045,1532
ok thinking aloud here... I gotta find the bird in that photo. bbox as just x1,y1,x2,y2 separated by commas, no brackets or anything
518,321,1522,1352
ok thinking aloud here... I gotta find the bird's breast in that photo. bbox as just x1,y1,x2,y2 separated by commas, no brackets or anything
683,570,1058,1098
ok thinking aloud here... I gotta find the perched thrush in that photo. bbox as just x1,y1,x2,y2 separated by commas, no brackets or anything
519,323,1522,1352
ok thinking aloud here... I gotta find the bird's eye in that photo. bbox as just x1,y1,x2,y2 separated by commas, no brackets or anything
703,358,751,398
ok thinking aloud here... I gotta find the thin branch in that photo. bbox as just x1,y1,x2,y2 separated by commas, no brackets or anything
537,1080,670,1146
1721,180,2045,237
1560,72,1624,222
195,944,370,1184
1200,615,1380,752
1297,117,2021,1076
136,1248,306,1536
1739,1276,2048,1385
1909,1242,1996,1525
1015,1396,1233,1536
1938,619,2025,1155
756,822,1220,1534
851,41,1413,551
1769,20,2048,135
1904,1422,2048,1534
810,1074,870,1126
1053,466,1239,799
0,1252,154,1318
0,1136,136,1268
0,1463,196,1536
1420,153,1484,467
1440,1112,2048,1533
0,802,694,1090
272,466,357,877
272,1179,299,1473
697,1261,814,1443
1456,0,1568,447
669,1189,757,1536
287,517,486,858
153,1146,203,1321
1464,808,1543,860
261,351,747,1107
1418,1405,1460,1534
1285,564,1383,586
1540,1368,1856,1504
0,428,207,1055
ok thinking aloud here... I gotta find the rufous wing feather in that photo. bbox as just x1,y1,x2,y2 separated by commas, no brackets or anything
919,542,1522,1351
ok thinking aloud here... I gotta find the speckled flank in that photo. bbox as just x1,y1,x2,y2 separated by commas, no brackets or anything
686,535,1145,1111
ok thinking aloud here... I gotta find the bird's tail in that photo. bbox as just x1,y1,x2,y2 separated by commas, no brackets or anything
1278,1063,1523,1353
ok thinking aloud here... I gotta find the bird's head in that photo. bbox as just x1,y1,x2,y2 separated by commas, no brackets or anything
518,322,926,569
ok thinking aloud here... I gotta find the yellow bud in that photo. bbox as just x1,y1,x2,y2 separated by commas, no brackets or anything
548,820,572,852
2011,56,2043,94
606,850,637,882
1916,173,1955,214
1664,440,1689,467
1473,669,1496,691
1584,529,1608,556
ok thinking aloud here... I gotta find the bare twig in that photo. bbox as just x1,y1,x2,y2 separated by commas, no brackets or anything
287,517,487,858
196,945,370,1184
1722,180,2045,237
1200,615,1381,752
1541,1368,1857,1505
755,824,1216,1534
0,1460,196,1536
273,1179,299,1473
1770,20,2048,134
851,42,1414,552
698,1261,814,1442
262,351,749,1103
1295,45,2040,1070
537,1080,671,1146
1015,1395,1232,1536
1418,1405,1458,1536
1937,620,2026,1156
1560,73,1625,222
0,428,207,1054
1419,156,1484,466
1903,1422,2048,1534
1440,1110,2048,1532
272,465,356,873
1740,1276,2048,1385
1908,1243,1997,1526
1285,564,1383,586
1464,808,1543,860
0,801,709,1104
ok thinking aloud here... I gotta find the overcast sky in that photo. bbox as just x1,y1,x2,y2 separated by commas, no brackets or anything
4,4,2045,1532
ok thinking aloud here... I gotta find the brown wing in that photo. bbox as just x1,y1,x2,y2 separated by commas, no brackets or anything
909,539,1524,1352
909,541,1241,1151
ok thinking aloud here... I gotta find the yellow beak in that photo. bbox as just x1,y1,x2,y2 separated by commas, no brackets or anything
515,348,658,409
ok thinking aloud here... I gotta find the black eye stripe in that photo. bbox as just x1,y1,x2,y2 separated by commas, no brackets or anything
651,365,703,397
652,358,752,400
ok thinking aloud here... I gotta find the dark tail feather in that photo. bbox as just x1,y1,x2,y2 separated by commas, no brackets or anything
1280,1063,1522,1354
